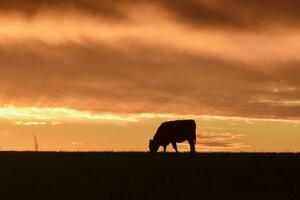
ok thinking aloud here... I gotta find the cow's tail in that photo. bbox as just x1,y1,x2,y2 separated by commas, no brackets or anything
191,120,197,153
194,122,197,145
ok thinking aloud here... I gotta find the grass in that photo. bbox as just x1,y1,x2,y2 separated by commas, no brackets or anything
0,152,299,200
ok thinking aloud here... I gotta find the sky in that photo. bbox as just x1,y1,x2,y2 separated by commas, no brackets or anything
0,0,300,152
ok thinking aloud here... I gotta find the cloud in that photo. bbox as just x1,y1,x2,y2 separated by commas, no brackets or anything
0,41,300,120
178,132,250,151
1,0,300,30
0,106,139,123
0,105,299,126
15,121,48,126
0,1,299,121
0,0,127,21
158,0,300,30
14,121,61,126
197,133,249,149
71,141,84,146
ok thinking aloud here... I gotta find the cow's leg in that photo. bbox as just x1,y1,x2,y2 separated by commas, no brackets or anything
163,145,167,153
171,142,179,153
188,139,196,153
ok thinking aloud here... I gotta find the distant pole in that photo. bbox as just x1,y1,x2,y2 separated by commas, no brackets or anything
33,134,39,152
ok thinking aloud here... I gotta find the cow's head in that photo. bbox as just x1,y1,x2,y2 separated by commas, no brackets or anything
149,139,159,153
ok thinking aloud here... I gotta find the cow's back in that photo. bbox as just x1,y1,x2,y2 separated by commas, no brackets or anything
154,120,196,145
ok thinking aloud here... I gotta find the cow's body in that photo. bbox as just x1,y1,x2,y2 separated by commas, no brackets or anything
149,120,196,153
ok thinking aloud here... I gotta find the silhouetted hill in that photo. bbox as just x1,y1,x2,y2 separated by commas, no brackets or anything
0,152,299,200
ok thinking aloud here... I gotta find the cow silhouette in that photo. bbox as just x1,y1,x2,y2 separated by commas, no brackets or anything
149,120,196,153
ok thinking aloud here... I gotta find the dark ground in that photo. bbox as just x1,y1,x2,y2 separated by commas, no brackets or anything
0,152,299,200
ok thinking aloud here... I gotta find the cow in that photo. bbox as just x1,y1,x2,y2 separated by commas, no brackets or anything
149,120,196,153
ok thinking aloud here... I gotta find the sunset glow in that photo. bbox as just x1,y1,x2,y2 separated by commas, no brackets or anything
0,106,138,122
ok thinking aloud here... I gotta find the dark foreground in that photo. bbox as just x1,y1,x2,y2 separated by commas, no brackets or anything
0,152,299,200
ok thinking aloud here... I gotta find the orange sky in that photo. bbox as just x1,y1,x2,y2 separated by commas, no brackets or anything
0,0,300,152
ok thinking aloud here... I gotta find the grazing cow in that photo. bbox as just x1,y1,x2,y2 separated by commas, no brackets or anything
149,120,196,153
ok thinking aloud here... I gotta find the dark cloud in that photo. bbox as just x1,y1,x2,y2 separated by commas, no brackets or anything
0,0,130,22
196,132,248,149
178,132,248,150
0,41,299,119
158,0,300,30
1,0,300,29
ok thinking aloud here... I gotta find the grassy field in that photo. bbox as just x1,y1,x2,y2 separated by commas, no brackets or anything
0,152,299,200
